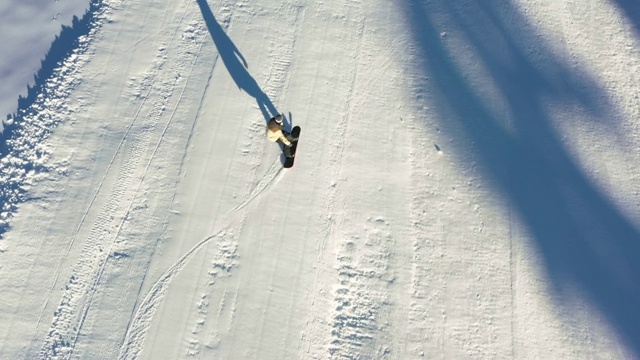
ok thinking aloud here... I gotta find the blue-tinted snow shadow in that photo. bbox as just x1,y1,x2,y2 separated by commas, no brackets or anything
0,1,99,238
399,0,640,356
195,0,278,121
611,0,640,36
1,2,97,153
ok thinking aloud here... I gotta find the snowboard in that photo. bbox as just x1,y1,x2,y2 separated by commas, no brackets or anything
283,126,301,168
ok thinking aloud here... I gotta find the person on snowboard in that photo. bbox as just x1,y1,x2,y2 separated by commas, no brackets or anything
266,114,297,158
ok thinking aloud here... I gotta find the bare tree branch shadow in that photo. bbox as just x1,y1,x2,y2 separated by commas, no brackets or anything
195,0,278,120
399,0,640,356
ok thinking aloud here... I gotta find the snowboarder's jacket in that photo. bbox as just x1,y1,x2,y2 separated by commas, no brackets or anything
266,119,292,146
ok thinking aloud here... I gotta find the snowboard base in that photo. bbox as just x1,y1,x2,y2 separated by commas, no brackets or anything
283,126,301,168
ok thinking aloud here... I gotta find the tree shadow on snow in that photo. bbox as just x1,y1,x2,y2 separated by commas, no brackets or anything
399,0,640,356
0,1,100,239
1,1,98,152
611,0,640,36
195,0,278,121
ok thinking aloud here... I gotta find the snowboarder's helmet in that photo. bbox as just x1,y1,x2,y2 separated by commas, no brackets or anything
274,115,283,126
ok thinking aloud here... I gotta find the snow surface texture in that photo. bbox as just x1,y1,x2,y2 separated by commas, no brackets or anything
0,0,639,359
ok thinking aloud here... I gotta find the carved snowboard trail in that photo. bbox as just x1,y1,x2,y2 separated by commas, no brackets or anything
119,156,283,359
38,0,204,358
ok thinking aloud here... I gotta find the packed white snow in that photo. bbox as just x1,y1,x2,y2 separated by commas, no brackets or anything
0,0,639,359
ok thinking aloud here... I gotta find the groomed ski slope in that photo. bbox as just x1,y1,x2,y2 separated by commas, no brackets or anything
0,0,639,359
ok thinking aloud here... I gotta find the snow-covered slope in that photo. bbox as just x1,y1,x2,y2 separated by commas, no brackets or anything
0,0,638,359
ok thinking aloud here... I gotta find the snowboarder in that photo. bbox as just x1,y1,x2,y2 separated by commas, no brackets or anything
266,114,297,158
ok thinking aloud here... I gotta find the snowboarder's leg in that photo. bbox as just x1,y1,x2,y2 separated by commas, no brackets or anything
282,130,298,142
284,143,294,158
278,139,294,158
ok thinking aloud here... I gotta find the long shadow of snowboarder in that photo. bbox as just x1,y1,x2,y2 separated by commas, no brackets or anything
400,0,640,357
195,0,278,120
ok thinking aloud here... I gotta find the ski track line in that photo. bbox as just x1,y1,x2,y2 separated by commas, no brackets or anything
231,0,302,214
38,1,198,358
118,230,226,360
70,9,204,355
45,0,290,357
28,0,114,343
303,10,398,358
125,1,236,317
303,19,359,358
31,0,138,350
325,18,394,359
120,25,213,349
121,5,252,356
41,0,156,315
301,13,366,358
118,156,283,360
261,1,301,108
215,3,303,354
226,159,284,216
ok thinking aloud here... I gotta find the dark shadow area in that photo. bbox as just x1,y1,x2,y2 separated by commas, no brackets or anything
195,0,278,120
2,1,98,153
611,0,640,35
400,0,640,356
0,0,102,239
18,9,95,111
283,111,293,131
